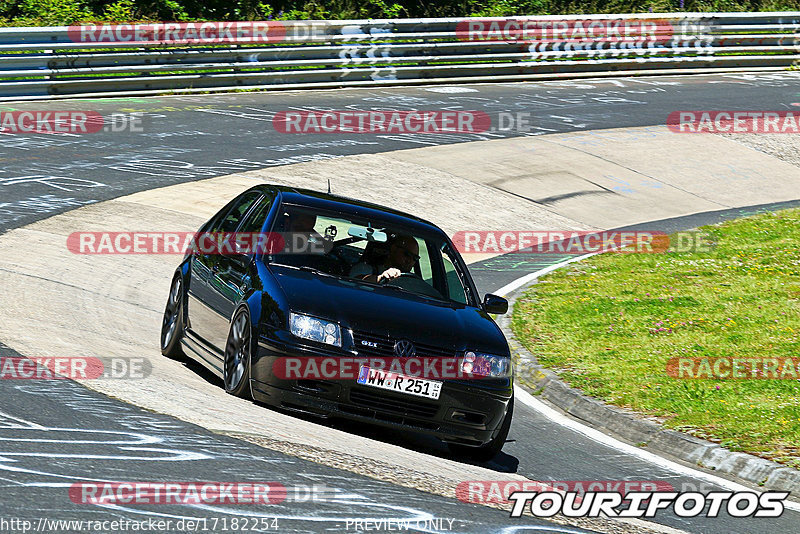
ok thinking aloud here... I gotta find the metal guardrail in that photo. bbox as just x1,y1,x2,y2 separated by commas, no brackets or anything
0,12,798,100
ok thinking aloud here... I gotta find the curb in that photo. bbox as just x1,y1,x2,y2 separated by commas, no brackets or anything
497,277,800,494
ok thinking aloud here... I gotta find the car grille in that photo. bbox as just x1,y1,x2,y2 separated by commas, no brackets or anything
338,403,440,431
352,329,456,359
349,388,439,418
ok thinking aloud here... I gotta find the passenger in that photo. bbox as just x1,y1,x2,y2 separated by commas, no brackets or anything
350,233,420,283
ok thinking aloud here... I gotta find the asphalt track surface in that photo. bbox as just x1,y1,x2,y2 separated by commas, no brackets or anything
0,351,576,534
2,72,800,533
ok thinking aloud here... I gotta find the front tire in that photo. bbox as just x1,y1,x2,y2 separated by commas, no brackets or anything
450,397,514,462
161,275,185,359
224,308,253,399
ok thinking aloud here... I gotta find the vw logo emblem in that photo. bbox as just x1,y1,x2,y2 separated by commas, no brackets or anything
393,340,416,358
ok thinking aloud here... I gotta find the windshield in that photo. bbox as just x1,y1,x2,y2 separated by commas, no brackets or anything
267,204,473,306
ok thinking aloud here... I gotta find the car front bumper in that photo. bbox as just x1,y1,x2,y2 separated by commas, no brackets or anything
252,337,513,447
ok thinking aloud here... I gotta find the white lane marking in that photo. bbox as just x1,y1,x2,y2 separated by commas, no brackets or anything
0,430,161,445
0,409,46,429
0,410,212,483
423,86,479,93
495,252,599,297
515,389,800,513
498,526,589,533
96,498,508,534
501,518,687,534
0,448,208,461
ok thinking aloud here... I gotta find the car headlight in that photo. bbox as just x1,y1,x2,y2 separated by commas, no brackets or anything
289,312,341,347
462,351,511,378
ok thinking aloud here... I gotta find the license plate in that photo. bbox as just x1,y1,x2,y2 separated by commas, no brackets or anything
356,366,442,400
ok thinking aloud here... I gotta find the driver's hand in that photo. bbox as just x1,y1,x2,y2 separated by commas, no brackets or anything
377,268,401,283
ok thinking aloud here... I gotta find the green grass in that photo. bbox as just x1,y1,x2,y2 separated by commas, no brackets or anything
512,208,800,468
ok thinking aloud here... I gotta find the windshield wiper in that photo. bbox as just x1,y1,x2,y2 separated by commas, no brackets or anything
379,283,408,293
379,283,453,305
299,265,338,278
276,264,335,278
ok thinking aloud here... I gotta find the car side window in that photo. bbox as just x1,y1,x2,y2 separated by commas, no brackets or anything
417,237,433,282
442,247,468,305
217,191,262,233
238,191,274,234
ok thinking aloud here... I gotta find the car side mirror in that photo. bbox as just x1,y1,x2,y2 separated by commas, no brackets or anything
482,293,508,315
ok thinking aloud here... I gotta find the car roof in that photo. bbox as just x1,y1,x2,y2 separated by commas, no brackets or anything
249,184,444,234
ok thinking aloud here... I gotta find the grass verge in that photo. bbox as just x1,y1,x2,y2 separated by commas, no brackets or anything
511,209,800,468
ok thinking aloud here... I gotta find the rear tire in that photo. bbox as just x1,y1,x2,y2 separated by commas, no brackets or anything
450,397,514,462
224,308,253,399
160,275,185,359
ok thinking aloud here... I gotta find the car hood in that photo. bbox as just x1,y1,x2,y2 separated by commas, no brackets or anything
270,265,507,354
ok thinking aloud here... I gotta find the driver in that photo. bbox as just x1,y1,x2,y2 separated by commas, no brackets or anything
350,233,420,283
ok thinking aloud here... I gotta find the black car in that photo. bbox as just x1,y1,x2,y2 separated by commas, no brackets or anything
160,185,514,460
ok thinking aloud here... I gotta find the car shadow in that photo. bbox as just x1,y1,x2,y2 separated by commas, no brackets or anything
255,396,521,473
170,354,520,472
171,352,224,386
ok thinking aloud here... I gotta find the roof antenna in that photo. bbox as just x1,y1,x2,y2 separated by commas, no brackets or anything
327,178,331,194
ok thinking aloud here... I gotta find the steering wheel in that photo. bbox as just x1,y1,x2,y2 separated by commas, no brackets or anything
326,244,355,272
